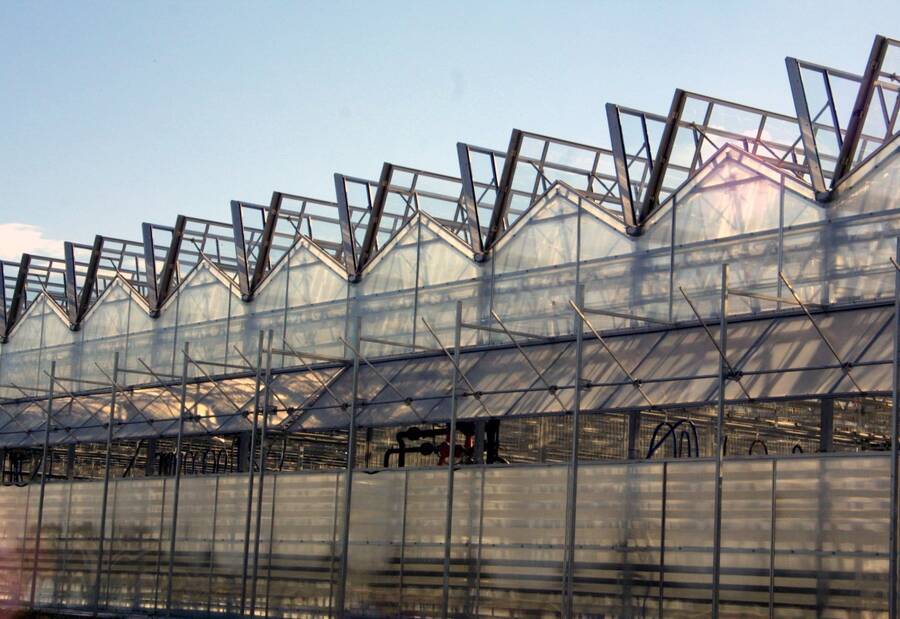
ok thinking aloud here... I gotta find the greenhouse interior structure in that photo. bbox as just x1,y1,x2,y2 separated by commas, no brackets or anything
1,33,900,619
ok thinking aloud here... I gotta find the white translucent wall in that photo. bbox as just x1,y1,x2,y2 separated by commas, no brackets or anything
413,218,486,349
4,452,890,617
2,144,898,396
281,242,349,362
352,221,419,358
491,186,579,341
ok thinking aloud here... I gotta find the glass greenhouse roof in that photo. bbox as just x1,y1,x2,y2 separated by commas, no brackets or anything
0,34,898,447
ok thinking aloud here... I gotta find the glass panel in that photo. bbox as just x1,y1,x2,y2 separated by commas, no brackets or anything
0,484,29,604
352,221,419,358
172,265,236,378
414,221,486,349
491,188,580,340
282,244,349,361
207,475,249,615
580,207,671,329
398,468,448,617
76,282,132,390
719,459,774,617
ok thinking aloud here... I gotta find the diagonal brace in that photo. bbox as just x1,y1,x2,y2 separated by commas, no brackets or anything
420,317,495,418
489,310,569,413
779,273,865,395
569,300,655,409
678,286,754,401
338,335,427,423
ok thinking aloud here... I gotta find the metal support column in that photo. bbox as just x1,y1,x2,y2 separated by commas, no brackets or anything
820,399,834,453
29,361,55,607
658,462,668,618
249,330,275,617
711,264,728,618
92,352,119,611
145,440,156,477
239,331,266,615
563,284,585,618
441,301,463,619
768,460,777,619
334,316,362,618
65,444,75,480
890,238,900,619
627,413,641,460
164,343,190,616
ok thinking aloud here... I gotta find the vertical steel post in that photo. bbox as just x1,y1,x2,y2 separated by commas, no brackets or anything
249,330,275,617
658,461,668,618
768,459,777,619
441,301,463,618
820,399,834,453
165,343,190,616
29,361,55,607
563,284,585,618
334,316,362,618
239,330,266,615
93,352,119,610
890,237,900,619
397,470,409,616
206,475,220,615
711,264,728,618
263,475,278,617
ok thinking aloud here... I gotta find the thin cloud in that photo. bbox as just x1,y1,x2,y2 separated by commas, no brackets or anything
0,223,65,261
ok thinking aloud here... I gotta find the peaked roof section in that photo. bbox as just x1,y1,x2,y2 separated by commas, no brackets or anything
2,34,895,343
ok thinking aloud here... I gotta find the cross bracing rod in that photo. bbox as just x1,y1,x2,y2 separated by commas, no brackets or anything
337,334,427,423
459,320,549,341
778,272,865,395
569,300,655,410
728,288,825,310
280,339,347,411
420,316,495,418
359,335,440,353
678,285,754,401
489,310,569,413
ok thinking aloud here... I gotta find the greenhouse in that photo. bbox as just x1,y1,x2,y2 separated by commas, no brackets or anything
0,34,899,618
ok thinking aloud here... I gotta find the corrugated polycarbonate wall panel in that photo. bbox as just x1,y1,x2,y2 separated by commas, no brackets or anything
476,465,567,617
0,452,895,617
573,461,664,617
264,471,341,618
773,455,890,616
345,469,406,615
104,477,166,612
719,459,775,618
0,484,29,604
396,468,448,617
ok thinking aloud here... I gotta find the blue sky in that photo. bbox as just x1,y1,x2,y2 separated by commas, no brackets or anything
0,1,897,258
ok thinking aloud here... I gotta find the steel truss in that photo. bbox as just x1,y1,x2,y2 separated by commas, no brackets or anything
3,35,895,339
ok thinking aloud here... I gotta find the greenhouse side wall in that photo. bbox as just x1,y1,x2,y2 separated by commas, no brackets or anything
0,452,890,618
